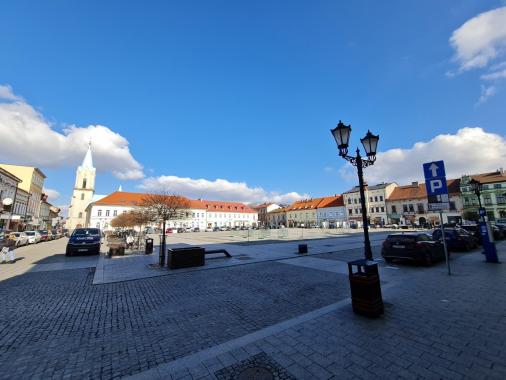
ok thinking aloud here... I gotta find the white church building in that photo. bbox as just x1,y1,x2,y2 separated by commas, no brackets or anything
66,144,104,231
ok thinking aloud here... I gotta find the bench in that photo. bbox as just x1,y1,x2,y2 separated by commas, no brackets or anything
205,249,231,258
167,247,205,269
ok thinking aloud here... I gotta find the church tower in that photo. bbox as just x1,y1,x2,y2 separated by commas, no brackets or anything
67,143,96,230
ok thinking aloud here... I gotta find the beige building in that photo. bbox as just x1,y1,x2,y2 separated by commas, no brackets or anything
386,180,462,226
67,144,96,231
253,203,282,226
0,164,46,229
267,207,287,227
285,198,324,227
343,183,397,225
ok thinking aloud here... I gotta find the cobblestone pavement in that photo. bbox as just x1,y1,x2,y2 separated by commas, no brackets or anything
129,242,506,380
0,259,348,379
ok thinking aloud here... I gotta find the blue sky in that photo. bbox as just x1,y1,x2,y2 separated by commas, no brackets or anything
1,0,506,209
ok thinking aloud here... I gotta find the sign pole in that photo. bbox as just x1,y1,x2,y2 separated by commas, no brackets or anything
439,211,450,276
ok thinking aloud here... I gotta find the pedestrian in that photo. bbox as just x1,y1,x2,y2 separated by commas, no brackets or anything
126,234,134,250
1,234,17,264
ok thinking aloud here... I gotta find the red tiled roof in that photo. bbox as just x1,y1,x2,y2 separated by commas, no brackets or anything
93,191,256,213
285,198,324,211
388,179,460,201
316,195,344,209
470,171,506,184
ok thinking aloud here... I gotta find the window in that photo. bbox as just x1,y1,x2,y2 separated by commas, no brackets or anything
78,212,83,218
391,205,397,213
82,178,87,188
403,205,408,212
98,210,102,217
380,196,383,201
408,204,414,212
449,201,456,211
494,184,501,189
374,196,378,202
417,203,425,213
370,207,374,213
81,193,85,200
347,199,351,204
106,210,110,217
354,199,357,204
381,207,385,212
484,196,492,205
369,197,373,202
113,210,117,216
375,207,380,213
497,195,506,204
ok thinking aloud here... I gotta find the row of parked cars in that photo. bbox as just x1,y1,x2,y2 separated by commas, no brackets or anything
1,229,66,247
166,226,254,234
381,223,506,266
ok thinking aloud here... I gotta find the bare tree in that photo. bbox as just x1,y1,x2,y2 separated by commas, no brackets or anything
139,193,191,265
129,209,152,248
111,212,133,229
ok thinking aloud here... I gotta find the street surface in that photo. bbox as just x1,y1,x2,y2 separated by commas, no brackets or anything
0,233,505,379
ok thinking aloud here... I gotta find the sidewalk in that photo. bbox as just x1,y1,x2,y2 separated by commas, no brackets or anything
127,242,506,380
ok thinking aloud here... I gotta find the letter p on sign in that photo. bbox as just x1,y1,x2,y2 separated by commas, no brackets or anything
429,179,442,193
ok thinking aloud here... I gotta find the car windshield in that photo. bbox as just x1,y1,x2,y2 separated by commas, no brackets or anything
40,230,47,234
73,228,100,237
25,232,35,236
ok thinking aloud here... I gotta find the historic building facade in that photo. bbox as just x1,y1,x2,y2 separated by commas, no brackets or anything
67,144,96,231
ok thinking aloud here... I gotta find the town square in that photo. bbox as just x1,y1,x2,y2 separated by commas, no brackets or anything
1,1,506,379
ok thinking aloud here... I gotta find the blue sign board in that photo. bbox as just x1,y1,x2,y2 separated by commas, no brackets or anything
423,160,449,211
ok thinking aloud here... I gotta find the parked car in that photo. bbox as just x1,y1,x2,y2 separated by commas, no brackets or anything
432,228,478,251
213,226,220,232
10,232,29,247
176,227,185,233
494,223,506,239
381,233,445,265
205,227,213,232
38,230,49,242
192,227,200,232
459,224,482,244
25,230,41,244
63,228,69,237
51,229,62,239
491,224,504,240
66,228,101,256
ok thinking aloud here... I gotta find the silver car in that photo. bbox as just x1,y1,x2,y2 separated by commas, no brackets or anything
11,232,29,247
25,231,41,244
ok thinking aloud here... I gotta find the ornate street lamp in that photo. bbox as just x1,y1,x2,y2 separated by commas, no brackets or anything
469,178,499,263
331,121,379,260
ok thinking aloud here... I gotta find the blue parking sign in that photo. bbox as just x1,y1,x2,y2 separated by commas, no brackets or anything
423,160,449,211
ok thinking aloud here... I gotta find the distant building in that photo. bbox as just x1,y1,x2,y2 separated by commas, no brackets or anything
86,191,258,231
285,198,324,228
386,179,462,226
253,203,282,226
0,166,22,231
11,188,30,231
267,207,287,227
343,183,397,225
67,143,96,231
0,164,46,229
316,195,346,228
460,170,506,222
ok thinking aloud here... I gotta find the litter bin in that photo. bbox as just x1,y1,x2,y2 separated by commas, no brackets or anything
145,238,153,254
298,244,308,254
348,259,383,318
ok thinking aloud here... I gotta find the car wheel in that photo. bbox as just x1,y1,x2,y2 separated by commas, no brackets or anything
65,249,72,257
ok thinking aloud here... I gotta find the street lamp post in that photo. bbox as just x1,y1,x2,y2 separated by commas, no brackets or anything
469,179,499,263
331,121,383,318
331,121,379,260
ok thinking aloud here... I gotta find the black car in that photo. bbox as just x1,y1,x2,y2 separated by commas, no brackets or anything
432,228,477,251
460,224,482,244
491,224,505,240
193,227,200,232
212,226,220,232
381,233,445,265
66,228,101,256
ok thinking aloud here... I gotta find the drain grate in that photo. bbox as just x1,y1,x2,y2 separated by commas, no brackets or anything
215,353,295,380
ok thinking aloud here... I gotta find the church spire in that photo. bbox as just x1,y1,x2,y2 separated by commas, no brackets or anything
81,141,94,169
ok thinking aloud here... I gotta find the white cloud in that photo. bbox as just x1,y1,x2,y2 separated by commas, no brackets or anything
481,67,506,80
139,175,308,205
450,6,506,72
0,85,144,179
477,84,497,104
449,7,506,103
340,127,506,185
0,85,23,101
43,188,60,201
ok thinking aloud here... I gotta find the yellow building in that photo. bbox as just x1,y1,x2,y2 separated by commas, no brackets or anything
0,164,46,228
